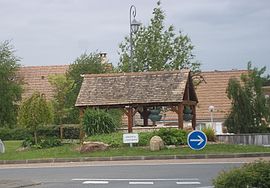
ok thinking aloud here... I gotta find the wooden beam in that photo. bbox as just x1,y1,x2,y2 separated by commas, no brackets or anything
79,107,85,119
182,100,197,106
191,105,196,130
133,106,140,116
170,106,179,114
178,103,184,129
121,108,129,116
127,107,134,133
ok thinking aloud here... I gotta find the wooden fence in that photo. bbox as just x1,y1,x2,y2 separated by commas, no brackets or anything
216,134,270,146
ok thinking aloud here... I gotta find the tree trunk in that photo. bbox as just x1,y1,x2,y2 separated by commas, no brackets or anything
34,131,38,145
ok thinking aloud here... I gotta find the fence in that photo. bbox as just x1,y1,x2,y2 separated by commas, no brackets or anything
216,134,270,146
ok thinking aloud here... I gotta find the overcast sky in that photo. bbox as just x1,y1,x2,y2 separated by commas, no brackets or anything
1,0,269,73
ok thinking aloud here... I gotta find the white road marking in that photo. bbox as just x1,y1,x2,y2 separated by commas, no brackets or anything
72,178,199,181
129,182,154,185
176,181,201,185
82,181,109,184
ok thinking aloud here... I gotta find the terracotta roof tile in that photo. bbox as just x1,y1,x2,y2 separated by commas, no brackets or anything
196,70,247,121
17,65,69,100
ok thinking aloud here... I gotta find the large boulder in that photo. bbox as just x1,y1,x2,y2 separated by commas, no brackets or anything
149,136,164,151
80,141,109,153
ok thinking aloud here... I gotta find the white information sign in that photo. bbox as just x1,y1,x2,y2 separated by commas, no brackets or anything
123,133,139,144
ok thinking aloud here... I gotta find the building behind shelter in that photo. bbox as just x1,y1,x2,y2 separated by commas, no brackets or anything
17,64,248,134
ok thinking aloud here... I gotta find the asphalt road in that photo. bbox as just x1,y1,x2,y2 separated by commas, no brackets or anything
0,159,256,188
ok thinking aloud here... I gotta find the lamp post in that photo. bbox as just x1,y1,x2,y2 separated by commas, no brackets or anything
208,105,215,129
130,5,140,72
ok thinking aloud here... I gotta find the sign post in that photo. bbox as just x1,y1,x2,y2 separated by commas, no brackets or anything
123,133,139,147
187,130,207,150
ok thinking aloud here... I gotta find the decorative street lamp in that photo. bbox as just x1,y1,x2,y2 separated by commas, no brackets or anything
208,105,215,128
130,5,141,72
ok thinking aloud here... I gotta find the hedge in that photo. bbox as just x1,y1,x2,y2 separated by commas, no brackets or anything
0,125,80,141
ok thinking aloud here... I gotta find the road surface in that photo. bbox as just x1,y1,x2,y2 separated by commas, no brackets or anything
0,158,268,188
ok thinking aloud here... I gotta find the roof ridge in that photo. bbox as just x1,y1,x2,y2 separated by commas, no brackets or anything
20,65,69,68
202,69,248,73
83,69,190,78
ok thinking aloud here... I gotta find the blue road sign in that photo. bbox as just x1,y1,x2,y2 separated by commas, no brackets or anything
187,130,207,150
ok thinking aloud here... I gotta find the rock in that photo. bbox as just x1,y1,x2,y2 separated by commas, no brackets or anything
0,139,5,153
149,136,164,151
80,141,109,153
166,145,176,149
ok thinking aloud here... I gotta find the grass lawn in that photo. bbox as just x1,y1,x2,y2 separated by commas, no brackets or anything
1,140,270,161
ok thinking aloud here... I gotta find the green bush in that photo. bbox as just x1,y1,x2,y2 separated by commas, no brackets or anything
202,127,216,141
37,126,59,138
83,109,118,136
22,136,62,148
87,132,156,148
62,126,80,139
213,160,270,188
40,137,62,148
0,128,31,140
21,136,39,148
137,132,156,146
156,128,188,145
107,109,123,127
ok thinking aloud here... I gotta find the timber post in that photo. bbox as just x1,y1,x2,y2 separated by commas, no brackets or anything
178,103,184,129
127,107,134,133
191,105,196,130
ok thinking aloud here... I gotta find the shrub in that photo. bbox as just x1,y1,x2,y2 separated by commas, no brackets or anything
87,131,156,148
88,132,123,148
62,126,80,139
0,128,31,140
202,127,216,141
21,136,38,148
213,160,270,188
40,137,62,148
37,126,59,138
137,132,156,146
156,128,188,145
83,109,118,136
107,109,123,127
22,136,62,148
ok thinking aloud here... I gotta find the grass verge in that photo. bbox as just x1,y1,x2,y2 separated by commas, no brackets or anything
0,140,270,161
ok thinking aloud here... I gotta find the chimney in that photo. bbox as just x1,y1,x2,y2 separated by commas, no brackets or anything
99,52,108,64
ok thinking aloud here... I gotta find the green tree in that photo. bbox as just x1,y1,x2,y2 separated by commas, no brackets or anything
18,92,53,145
0,41,22,127
225,62,270,133
118,1,200,73
65,52,107,123
48,74,74,125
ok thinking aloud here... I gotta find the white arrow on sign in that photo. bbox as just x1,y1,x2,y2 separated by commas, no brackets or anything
190,135,204,146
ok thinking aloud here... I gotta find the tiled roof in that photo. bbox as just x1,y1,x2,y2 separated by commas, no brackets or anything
17,65,69,100
75,70,191,107
195,70,247,121
17,65,246,122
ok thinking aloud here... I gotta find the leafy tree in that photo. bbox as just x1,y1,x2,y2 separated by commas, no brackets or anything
65,52,107,123
225,62,270,133
118,1,200,73
48,74,74,125
0,41,22,127
18,92,53,145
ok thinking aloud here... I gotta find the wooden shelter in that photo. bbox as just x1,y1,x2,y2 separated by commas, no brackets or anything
75,70,198,133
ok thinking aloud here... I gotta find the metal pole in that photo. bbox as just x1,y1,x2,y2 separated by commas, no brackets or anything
130,5,136,72
210,111,213,128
